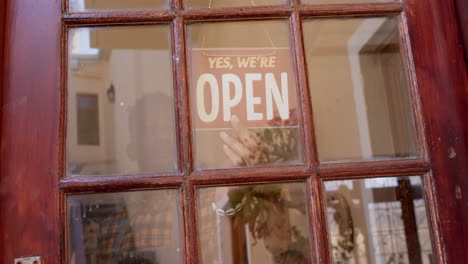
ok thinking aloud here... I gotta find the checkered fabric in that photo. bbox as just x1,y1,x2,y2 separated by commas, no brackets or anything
96,191,175,263
97,208,134,263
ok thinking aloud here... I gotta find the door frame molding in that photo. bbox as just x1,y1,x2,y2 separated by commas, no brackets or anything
405,0,468,261
0,0,467,263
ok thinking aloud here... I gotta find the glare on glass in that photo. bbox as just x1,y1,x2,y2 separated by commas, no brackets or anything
188,20,303,169
197,182,312,264
303,17,416,161
68,0,168,11
67,190,182,264
324,176,433,264
67,25,177,176
185,0,287,9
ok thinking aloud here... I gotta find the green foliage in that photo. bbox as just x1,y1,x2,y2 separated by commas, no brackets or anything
227,186,308,264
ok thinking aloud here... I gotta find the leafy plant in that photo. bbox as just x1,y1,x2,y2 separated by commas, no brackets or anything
227,185,309,264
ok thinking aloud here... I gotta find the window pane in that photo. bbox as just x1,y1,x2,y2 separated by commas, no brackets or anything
67,26,177,176
185,0,287,9
198,182,312,264
324,176,433,263
302,0,395,4
303,17,416,162
188,20,303,169
67,189,182,264
69,0,168,11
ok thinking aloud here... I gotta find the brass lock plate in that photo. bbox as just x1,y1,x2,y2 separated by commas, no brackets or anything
14,256,42,264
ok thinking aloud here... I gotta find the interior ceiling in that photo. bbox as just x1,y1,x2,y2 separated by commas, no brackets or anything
89,26,170,50
87,7,393,56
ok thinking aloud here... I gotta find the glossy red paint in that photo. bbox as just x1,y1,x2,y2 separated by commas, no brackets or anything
0,0,467,263
0,0,61,263
405,0,468,261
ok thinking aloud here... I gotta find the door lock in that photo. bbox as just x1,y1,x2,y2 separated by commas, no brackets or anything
14,256,42,264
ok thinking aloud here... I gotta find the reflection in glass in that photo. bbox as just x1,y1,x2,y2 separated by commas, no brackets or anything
68,190,182,264
77,94,100,145
303,17,416,162
302,0,394,4
198,182,312,264
185,0,287,9
188,21,303,169
67,26,177,176
69,0,168,11
324,176,433,263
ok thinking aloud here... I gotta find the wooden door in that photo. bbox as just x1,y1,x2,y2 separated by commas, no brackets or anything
1,0,467,263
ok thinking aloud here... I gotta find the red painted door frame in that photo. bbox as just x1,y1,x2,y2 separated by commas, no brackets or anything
405,0,468,260
1,0,62,262
0,0,467,263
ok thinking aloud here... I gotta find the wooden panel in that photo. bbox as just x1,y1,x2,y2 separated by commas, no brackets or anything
0,0,61,263
405,0,468,262
455,0,468,62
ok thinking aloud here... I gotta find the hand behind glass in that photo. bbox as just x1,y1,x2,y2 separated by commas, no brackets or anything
219,115,270,167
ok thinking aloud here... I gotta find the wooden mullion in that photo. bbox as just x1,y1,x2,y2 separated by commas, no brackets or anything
60,3,404,24
290,0,298,8
290,11,319,168
190,172,310,186
61,0,68,13
173,13,199,264
293,3,331,251
190,164,311,178
182,181,200,264
62,10,176,25
173,0,183,11
60,174,184,193
299,2,403,17
172,17,190,175
308,176,332,264
181,6,293,21
174,17,193,176
319,158,430,179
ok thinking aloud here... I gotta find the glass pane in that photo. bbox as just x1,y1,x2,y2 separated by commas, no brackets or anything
198,182,312,264
67,189,182,264
185,0,287,9
303,17,416,162
188,20,303,169
67,25,177,176
69,0,168,11
324,176,433,263
302,0,394,4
